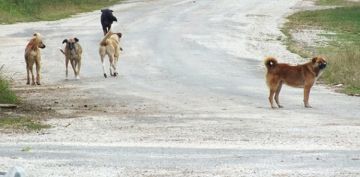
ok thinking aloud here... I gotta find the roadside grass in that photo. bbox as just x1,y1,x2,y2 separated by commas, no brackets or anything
0,117,50,132
0,67,17,104
316,0,360,6
283,4,360,94
0,0,121,24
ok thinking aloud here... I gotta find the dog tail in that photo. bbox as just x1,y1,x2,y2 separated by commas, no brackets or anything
264,57,277,70
59,48,65,55
100,31,113,46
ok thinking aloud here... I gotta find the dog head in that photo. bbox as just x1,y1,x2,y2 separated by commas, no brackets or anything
312,56,327,70
33,33,46,49
63,38,79,51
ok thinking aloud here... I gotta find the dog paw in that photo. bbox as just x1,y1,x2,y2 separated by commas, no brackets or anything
36,82,41,85
113,72,118,77
278,105,284,108
305,105,312,108
104,73,107,78
26,82,30,85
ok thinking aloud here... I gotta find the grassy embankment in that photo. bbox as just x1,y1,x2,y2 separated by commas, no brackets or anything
0,0,120,23
282,0,360,95
0,0,121,131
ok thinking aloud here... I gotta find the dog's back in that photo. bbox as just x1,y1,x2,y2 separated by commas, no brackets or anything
101,9,117,25
264,57,309,87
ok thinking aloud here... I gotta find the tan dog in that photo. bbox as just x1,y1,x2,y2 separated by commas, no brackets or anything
60,38,82,79
25,33,46,85
99,31,122,78
264,56,327,108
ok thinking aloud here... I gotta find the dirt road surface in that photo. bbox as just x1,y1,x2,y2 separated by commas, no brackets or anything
0,0,360,176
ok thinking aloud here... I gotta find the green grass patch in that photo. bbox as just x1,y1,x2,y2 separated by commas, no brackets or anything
0,117,50,132
0,0,121,24
316,0,360,6
0,74,17,104
283,4,360,94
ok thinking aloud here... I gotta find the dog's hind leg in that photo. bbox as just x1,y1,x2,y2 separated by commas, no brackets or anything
100,54,107,78
108,54,115,77
275,81,283,108
26,63,30,85
102,25,108,36
107,24,112,33
268,89,277,109
112,57,119,77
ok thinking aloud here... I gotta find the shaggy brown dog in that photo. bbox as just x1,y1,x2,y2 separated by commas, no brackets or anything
25,33,46,85
60,38,83,79
264,56,327,108
99,31,122,78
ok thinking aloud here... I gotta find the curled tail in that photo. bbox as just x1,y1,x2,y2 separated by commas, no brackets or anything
100,31,114,46
264,57,278,70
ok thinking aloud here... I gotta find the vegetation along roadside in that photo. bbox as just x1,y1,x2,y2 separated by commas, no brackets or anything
282,0,360,95
0,0,121,23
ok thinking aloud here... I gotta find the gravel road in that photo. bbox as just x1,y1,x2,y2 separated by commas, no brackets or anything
0,0,359,176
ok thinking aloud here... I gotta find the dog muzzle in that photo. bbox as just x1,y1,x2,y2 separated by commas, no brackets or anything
319,63,327,70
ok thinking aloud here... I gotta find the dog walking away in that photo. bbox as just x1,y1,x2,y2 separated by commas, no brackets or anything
60,38,83,79
99,31,122,78
25,33,46,85
101,9,117,35
264,56,327,108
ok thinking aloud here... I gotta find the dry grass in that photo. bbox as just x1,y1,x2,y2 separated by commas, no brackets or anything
322,47,360,88
282,2,360,94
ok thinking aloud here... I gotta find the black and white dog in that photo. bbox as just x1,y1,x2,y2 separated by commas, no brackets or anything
101,9,118,35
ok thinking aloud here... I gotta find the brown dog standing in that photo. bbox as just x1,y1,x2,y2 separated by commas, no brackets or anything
264,56,327,108
25,33,46,85
60,37,82,79
99,31,122,78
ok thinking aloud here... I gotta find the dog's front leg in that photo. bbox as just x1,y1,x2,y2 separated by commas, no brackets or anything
35,60,41,85
274,82,283,108
29,67,35,85
70,60,77,78
76,60,81,79
65,58,69,79
303,85,312,108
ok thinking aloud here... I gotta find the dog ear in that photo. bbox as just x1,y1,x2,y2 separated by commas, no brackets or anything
116,33,122,38
62,39,68,44
74,38,79,42
312,57,318,63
